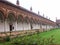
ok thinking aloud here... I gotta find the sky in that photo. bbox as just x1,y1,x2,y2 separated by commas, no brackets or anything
7,0,60,22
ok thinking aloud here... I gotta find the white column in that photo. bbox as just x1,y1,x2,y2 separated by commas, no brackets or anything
13,21,17,31
4,20,9,32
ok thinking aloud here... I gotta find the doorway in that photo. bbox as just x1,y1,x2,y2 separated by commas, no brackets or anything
9,24,13,31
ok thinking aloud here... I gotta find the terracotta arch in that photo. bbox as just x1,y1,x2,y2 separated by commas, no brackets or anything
37,20,41,25
7,12,16,22
30,17,34,23
34,18,38,24
17,15,24,22
0,10,5,22
24,16,30,23
7,11,16,17
0,8,5,15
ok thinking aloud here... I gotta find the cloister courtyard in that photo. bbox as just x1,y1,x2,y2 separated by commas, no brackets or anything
0,0,60,45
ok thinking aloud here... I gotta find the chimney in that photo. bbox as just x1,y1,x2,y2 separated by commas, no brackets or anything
49,18,50,20
56,17,57,20
56,17,57,22
43,14,44,17
30,7,32,11
38,11,40,15
16,0,19,6
46,16,48,18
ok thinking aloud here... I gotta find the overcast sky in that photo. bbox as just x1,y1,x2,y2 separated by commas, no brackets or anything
7,0,60,22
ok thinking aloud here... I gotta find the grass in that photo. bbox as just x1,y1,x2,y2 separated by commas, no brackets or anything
0,28,60,45
38,28,60,44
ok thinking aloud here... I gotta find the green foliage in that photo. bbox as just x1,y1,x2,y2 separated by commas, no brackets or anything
4,36,10,42
12,40,21,45
17,15,23,23
7,13,15,22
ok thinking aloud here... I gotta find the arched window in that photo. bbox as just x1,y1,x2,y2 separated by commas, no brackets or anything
7,13,16,22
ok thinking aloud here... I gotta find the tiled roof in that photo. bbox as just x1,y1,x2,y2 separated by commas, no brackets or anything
0,0,55,23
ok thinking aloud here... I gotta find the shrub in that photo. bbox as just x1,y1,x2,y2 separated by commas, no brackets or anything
4,36,10,42
12,41,20,45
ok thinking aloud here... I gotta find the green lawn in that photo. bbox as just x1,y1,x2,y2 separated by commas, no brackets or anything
0,28,60,45
38,28,60,44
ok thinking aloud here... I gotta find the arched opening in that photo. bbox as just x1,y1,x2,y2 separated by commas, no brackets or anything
34,19,37,24
17,15,23,23
23,16,30,30
17,15,24,30
0,11,5,32
30,18,34,29
30,18,34,23
24,16,30,23
7,13,16,23
7,13,16,33
0,11,4,22
37,20,40,24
